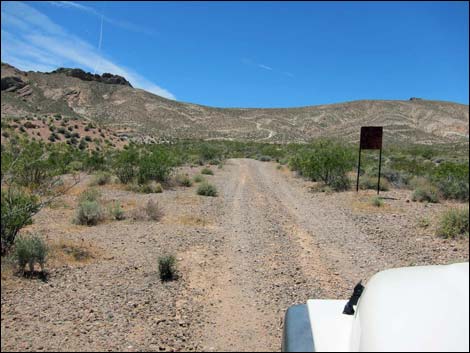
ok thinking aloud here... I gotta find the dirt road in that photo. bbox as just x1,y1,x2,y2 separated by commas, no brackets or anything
2,159,467,352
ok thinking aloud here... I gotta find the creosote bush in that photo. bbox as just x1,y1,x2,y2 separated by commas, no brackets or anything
290,140,354,191
437,208,469,239
1,188,40,255
14,234,48,273
197,182,218,197
158,255,177,281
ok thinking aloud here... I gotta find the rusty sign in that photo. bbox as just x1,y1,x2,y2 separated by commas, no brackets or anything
356,126,384,194
360,126,383,150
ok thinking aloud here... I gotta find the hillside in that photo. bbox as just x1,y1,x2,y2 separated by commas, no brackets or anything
1,62,468,145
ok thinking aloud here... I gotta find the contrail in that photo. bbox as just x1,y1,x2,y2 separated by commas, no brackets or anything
93,15,103,74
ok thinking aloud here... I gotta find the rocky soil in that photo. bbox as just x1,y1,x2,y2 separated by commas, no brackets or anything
1,159,468,351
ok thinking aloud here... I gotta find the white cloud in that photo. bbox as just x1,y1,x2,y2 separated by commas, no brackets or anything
47,1,157,36
258,64,273,71
1,2,175,99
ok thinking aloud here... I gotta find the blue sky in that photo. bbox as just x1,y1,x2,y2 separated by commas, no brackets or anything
1,1,468,107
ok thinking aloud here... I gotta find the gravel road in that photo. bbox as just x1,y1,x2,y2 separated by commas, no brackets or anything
2,159,468,352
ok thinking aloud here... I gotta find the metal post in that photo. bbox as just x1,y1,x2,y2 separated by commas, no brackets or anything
356,147,362,192
377,147,382,195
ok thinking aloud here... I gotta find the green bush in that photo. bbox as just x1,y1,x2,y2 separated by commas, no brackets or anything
109,202,125,221
197,182,218,197
437,208,469,238
175,174,193,187
359,175,390,191
74,192,103,226
193,174,205,183
158,255,177,281
14,234,48,273
201,167,213,175
1,188,40,255
114,147,139,184
91,172,111,186
137,148,175,184
143,182,163,194
411,187,439,203
432,162,469,202
371,196,384,207
258,155,272,162
292,140,354,191
78,188,101,203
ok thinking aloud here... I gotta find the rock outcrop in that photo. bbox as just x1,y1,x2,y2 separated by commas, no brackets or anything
50,68,132,87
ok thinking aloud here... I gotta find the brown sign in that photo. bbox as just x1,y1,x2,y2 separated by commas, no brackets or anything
360,126,383,150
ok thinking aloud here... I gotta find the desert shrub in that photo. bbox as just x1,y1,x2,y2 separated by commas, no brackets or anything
137,148,174,184
58,127,66,134
74,200,103,226
109,202,125,221
292,140,355,191
158,255,177,281
382,168,411,188
431,162,469,201
258,155,272,162
114,147,139,184
197,182,218,197
175,174,193,187
145,199,164,221
84,136,92,142
141,182,163,194
79,188,101,203
359,175,390,191
201,167,213,175
417,217,430,228
14,234,48,273
412,187,439,203
1,188,40,255
193,174,205,183
6,141,55,188
91,172,111,186
371,196,384,207
67,126,73,131
436,208,469,238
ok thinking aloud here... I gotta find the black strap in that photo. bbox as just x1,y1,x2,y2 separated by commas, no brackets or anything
343,281,364,315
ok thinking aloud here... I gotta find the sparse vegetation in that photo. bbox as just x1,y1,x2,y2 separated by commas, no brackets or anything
201,167,214,175
193,174,205,183
144,199,164,221
74,189,104,226
197,182,218,197
412,186,439,203
371,196,384,207
109,202,125,221
175,174,193,187
14,234,48,274
1,188,40,255
436,208,469,239
90,172,111,186
158,254,177,281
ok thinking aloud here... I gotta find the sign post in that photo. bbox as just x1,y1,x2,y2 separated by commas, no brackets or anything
356,126,383,194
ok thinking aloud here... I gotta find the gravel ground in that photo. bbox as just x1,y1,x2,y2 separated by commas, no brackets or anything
1,159,468,352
